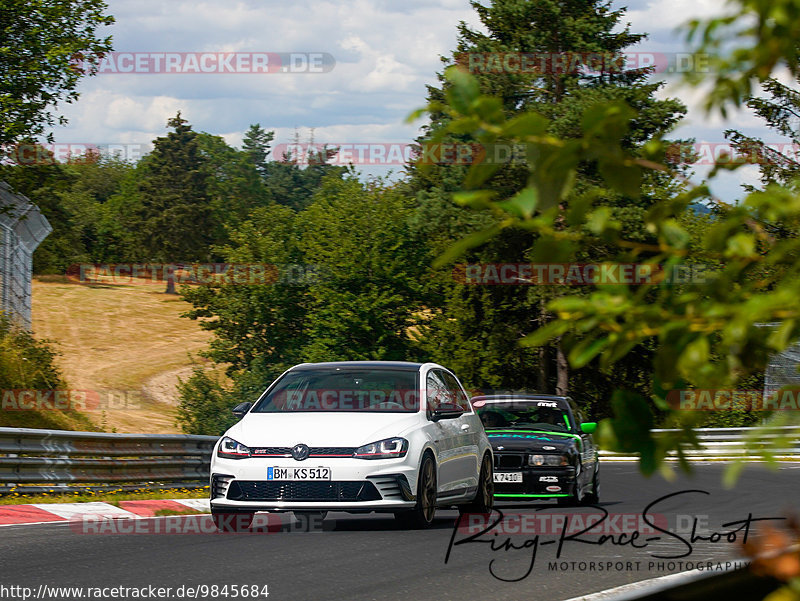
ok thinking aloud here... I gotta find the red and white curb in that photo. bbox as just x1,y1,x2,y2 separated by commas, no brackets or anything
0,499,210,526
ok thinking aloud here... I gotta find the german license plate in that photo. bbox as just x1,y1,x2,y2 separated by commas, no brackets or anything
267,467,331,481
494,472,523,483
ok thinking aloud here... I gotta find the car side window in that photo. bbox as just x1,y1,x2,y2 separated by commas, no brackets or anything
441,371,471,412
426,370,451,414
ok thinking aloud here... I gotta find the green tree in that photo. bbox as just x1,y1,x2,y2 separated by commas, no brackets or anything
177,175,426,431
133,113,215,292
0,143,81,273
0,146,137,272
725,78,800,189
409,0,800,476
182,202,309,377
196,132,270,237
263,143,349,211
301,176,425,361
0,0,114,148
408,0,686,408
175,367,237,436
241,124,274,179
61,151,135,264
177,202,311,433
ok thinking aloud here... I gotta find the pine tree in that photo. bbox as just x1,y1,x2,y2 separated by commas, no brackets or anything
725,78,800,189
261,134,347,211
410,0,686,404
135,112,214,293
241,124,275,178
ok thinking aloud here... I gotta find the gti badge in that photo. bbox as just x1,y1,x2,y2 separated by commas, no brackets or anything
291,443,310,461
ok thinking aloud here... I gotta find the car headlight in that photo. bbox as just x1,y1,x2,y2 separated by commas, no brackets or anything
353,437,408,459
528,454,568,466
217,436,251,459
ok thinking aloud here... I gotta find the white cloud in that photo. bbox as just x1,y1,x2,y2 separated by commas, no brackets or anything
626,0,727,39
50,0,479,149
44,0,782,200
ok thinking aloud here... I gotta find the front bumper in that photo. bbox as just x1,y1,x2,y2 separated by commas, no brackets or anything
493,465,577,499
209,456,418,512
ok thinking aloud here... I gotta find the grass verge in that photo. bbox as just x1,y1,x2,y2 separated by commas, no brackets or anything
0,486,210,505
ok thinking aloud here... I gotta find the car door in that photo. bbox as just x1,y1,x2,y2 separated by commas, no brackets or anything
425,369,464,496
440,370,480,491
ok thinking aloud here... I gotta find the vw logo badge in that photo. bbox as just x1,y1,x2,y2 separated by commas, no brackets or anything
291,444,310,461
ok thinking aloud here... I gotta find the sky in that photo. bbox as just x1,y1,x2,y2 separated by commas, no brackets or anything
47,0,795,202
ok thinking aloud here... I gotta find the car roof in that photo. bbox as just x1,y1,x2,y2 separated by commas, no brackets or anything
471,394,572,404
290,361,424,371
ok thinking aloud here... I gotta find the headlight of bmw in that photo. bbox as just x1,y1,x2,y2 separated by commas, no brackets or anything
353,437,408,459
217,436,251,459
528,453,568,466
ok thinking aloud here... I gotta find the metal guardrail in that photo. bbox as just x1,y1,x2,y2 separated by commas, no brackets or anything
0,425,797,493
0,427,218,493
599,425,800,460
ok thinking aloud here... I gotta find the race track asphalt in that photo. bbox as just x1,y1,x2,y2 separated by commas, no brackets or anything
1,462,797,601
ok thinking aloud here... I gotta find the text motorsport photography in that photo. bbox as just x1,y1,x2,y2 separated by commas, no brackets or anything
446,491,786,582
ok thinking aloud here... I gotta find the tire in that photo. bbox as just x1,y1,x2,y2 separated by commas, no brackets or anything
395,453,437,529
211,510,254,532
459,453,494,515
582,466,600,505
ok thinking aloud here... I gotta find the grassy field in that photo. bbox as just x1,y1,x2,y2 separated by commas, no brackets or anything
30,277,221,433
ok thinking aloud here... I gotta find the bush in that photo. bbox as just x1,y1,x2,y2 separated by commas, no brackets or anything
0,316,95,430
176,367,239,436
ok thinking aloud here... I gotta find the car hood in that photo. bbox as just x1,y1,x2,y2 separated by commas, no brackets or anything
485,429,580,452
225,412,424,447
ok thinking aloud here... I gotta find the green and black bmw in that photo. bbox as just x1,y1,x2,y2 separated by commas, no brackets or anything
472,394,599,506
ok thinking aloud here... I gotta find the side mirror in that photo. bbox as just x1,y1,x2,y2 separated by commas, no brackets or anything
431,403,465,422
581,422,597,434
232,402,252,420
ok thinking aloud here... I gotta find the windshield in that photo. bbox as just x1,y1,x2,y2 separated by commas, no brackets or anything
251,368,420,413
474,400,572,432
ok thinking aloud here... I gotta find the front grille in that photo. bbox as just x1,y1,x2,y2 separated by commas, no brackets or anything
250,447,292,456
249,447,357,458
308,447,357,457
495,454,524,469
226,480,381,502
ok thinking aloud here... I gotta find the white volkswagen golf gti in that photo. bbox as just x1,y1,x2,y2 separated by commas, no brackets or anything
210,361,493,529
